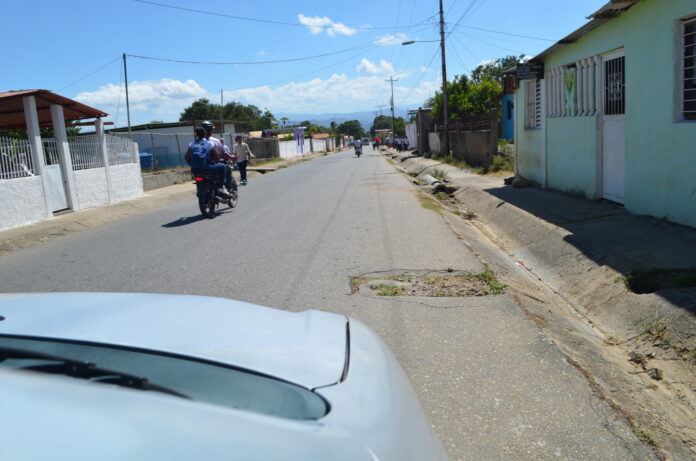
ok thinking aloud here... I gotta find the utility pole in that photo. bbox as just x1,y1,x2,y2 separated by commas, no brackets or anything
386,76,399,141
123,53,132,140
375,104,386,116
220,89,224,138
438,0,449,156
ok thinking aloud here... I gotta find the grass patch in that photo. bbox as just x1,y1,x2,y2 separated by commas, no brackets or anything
277,165,288,169
417,191,442,214
450,209,461,216
644,319,670,344
370,284,405,296
254,157,284,167
621,268,696,294
407,171,418,177
430,167,448,180
434,191,449,199
467,269,506,294
629,423,656,446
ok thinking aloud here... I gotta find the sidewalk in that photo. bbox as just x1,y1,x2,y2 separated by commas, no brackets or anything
388,149,696,460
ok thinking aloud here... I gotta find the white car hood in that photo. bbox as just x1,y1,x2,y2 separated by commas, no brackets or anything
0,293,347,389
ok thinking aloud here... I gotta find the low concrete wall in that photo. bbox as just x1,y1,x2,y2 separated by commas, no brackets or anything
0,176,48,231
142,170,192,191
429,130,497,167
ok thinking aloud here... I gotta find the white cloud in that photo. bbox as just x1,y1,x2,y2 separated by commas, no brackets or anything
375,32,407,46
297,14,356,36
223,73,434,113
419,66,431,72
256,50,267,56
74,78,210,122
356,58,394,75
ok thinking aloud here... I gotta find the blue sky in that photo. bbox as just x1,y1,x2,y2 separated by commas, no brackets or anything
2,0,607,127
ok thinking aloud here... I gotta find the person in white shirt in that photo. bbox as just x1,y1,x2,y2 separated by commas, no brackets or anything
233,136,255,185
201,121,231,191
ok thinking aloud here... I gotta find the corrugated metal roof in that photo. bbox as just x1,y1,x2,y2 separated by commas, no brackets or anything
530,0,639,63
0,89,108,129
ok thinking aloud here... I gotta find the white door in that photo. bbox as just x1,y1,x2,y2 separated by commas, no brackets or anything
602,51,626,204
42,140,69,212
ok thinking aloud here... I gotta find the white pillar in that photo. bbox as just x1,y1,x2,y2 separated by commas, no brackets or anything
594,55,603,115
23,95,52,218
50,104,78,210
549,69,556,117
588,57,596,115
545,72,552,117
95,118,113,204
558,67,568,117
576,61,585,116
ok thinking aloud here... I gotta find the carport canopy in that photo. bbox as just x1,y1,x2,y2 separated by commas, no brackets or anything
0,89,107,130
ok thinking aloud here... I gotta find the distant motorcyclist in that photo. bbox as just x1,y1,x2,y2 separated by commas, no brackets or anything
353,138,362,156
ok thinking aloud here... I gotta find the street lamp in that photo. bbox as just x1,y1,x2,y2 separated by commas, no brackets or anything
402,0,449,157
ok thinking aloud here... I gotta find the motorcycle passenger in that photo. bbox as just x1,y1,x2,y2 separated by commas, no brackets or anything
185,127,226,196
201,121,231,192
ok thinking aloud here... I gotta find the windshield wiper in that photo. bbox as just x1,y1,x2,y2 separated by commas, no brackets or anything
0,346,190,399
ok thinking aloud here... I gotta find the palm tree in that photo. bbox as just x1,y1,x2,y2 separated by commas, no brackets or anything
280,117,289,128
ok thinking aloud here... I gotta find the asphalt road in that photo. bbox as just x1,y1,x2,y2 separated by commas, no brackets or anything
0,146,654,460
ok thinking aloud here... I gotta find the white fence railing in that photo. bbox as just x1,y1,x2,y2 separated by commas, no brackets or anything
69,135,103,170
106,134,136,166
0,136,35,179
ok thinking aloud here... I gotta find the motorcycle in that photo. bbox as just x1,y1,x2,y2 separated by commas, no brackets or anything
355,145,362,158
192,169,237,219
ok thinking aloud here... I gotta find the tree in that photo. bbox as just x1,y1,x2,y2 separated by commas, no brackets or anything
428,74,502,121
280,117,289,127
179,98,275,131
336,120,365,138
471,54,526,85
370,115,405,136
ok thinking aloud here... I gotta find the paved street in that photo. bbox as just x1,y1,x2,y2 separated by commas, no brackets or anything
0,146,654,460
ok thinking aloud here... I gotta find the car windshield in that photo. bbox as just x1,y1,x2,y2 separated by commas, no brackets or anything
0,335,328,420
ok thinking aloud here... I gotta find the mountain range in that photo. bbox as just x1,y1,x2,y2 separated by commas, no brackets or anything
275,107,417,131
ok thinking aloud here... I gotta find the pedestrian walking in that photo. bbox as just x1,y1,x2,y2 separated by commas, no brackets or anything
234,135,255,185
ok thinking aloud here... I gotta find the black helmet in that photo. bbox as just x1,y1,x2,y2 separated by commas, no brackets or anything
200,121,214,130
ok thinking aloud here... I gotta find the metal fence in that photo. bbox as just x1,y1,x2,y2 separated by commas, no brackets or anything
69,135,104,170
0,136,35,179
42,138,60,165
105,134,136,166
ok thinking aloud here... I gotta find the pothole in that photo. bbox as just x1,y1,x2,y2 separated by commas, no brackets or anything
350,269,506,297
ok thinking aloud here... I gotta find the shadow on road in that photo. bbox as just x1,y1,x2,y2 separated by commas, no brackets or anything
162,209,235,228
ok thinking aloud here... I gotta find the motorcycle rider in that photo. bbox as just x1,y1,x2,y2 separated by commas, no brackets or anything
185,127,227,196
353,137,362,156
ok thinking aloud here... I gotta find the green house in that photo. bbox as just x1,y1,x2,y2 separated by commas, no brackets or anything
513,0,696,227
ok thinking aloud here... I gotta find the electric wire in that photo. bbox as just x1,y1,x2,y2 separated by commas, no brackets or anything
451,24,554,41
135,0,432,31
57,55,121,92
459,31,527,55
126,41,376,65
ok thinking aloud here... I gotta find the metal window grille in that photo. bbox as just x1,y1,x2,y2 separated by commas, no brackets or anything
525,80,541,129
0,136,35,180
683,18,696,120
69,135,104,170
604,56,625,115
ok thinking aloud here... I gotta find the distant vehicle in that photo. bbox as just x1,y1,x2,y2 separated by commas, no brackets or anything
0,293,447,461
362,137,370,144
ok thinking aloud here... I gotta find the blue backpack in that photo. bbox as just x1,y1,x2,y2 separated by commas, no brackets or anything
189,139,212,170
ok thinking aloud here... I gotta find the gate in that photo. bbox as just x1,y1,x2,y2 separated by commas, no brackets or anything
41,138,69,211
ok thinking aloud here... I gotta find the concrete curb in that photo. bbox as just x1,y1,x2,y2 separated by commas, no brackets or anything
392,153,696,348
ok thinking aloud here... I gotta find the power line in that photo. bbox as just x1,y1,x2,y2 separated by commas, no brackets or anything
451,24,555,42
134,0,431,31
57,55,121,92
126,41,376,65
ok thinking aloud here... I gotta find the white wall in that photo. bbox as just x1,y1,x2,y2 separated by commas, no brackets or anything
74,168,109,209
279,140,301,159
110,163,145,203
0,176,48,231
